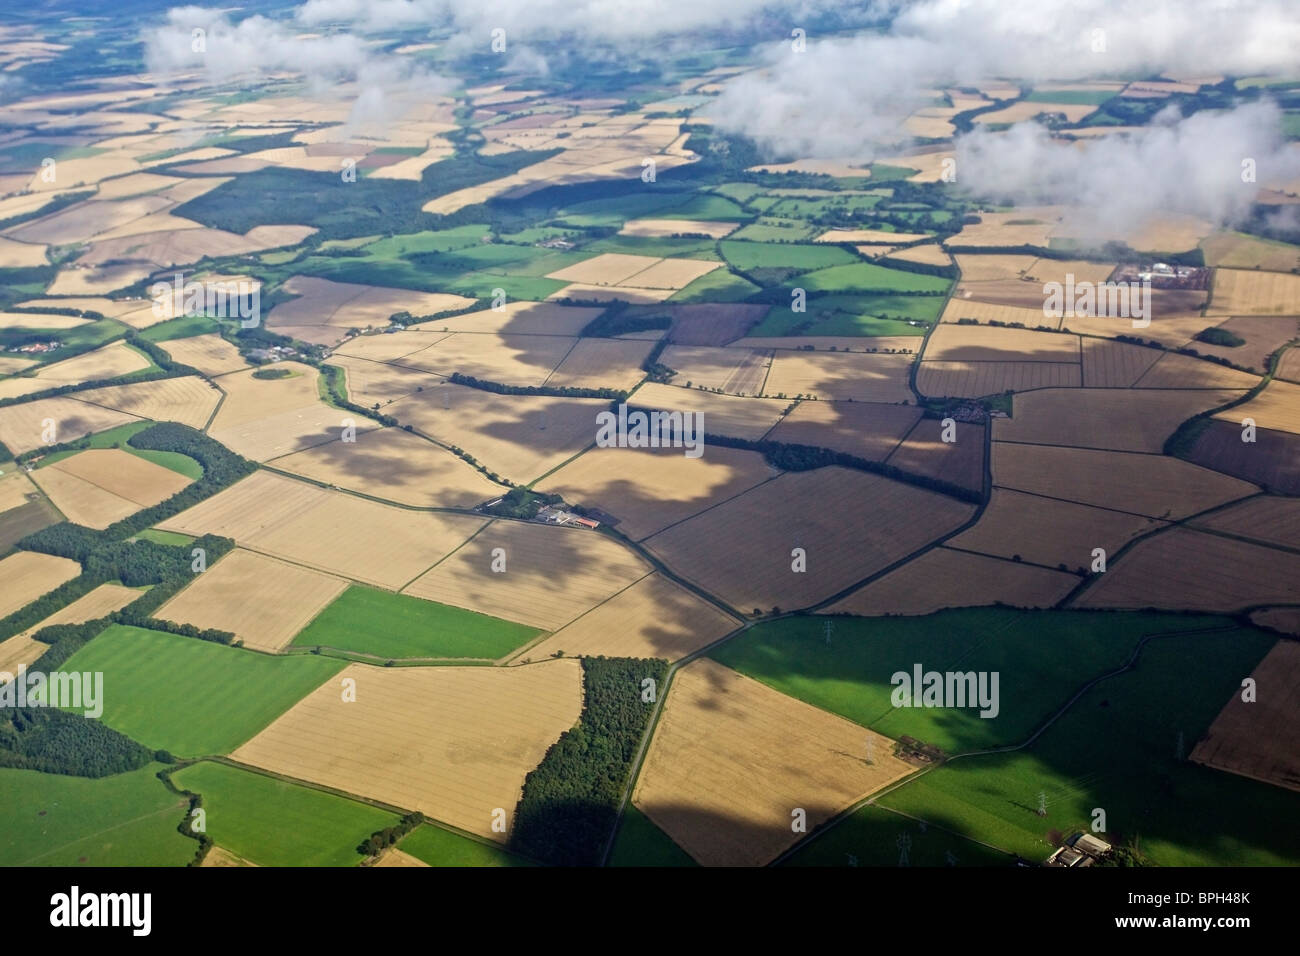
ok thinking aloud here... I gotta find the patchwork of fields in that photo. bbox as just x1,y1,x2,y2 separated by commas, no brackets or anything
1,27,1298,874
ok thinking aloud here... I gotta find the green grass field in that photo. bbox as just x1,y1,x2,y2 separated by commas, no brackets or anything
720,240,856,273
360,225,492,257
172,761,397,866
655,193,751,222
750,292,939,337
789,262,952,294
139,314,223,342
710,610,1249,753
729,219,818,242
398,823,535,867
554,191,685,228
781,804,1011,867
582,235,722,259
879,626,1299,865
58,625,344,756
608,805,697,867
668,269,760,303
37,424,203,480
290,585,543,660
133,529,195,546
0,763,193,866
36,422,154,467
1025,89,1118,105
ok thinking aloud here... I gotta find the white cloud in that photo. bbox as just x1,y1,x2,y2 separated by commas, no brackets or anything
711,0,1300,161
954,101,1300,235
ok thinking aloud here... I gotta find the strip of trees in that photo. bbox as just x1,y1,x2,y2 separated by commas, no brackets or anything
510,656,669,866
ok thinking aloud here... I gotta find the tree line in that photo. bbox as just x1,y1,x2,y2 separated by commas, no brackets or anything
627,423,983,504
510,656,669,866
448,371,628,401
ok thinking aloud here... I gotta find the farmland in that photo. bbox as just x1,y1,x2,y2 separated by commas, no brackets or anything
232,660,583,841
3,4,1300,877
267,426,502,510
878,626,1296,866
715,610,1214,753
537,443,775,541
0,764,192,867
170,761,399,867
643,467,975,612
633,658,914,867
1190,639,1300,793
829,546,1080,616
402,519,650,631
291,584,543,660
519,572,739,662
158,470,484,589
991,442,1258,518
30,448,191,529
155,549,348,653
57,625,345,756
1074,527,1300,612
0,550,82,619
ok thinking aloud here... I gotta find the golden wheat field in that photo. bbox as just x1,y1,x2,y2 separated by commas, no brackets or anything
395,332,577,387
542,337,654,391
953,254,1039,281
546,253,665,286
417,300,602,336
159,334,250,377
232,660,583,842
1191,496,1300,552
1133,353,1261,390
0,397,138,456
268,426,502,510
643,466,974,612
941,296,1059,328
923,324,1080,363
1191,639,1300,793
537,444,774,541
763,350,914,402
633,658,914,867
158,470,484,589
154,549,348,653
387,384,607,483
764,399,922,461
992,442,1256,518
0,583,140,676
0,310,89,330
994,388,1246,452
74,375,221,429
332,329,447,364
0,341,152,401
659,345,771,395
827,545,1080,616
1249,607,1300,637
0,550,82,619
326,354,442,408
620,218,737,239
948,488,1164,569
630,382,789,440
1279,348,1300,384
1208,268,1300,315
1074,527,1300,612
30,449,191,529
1213,380,1300,435
1079,338,1163,386
208,362,372,461
518,573,739,663
917,360,1081,397
403,519,650,631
